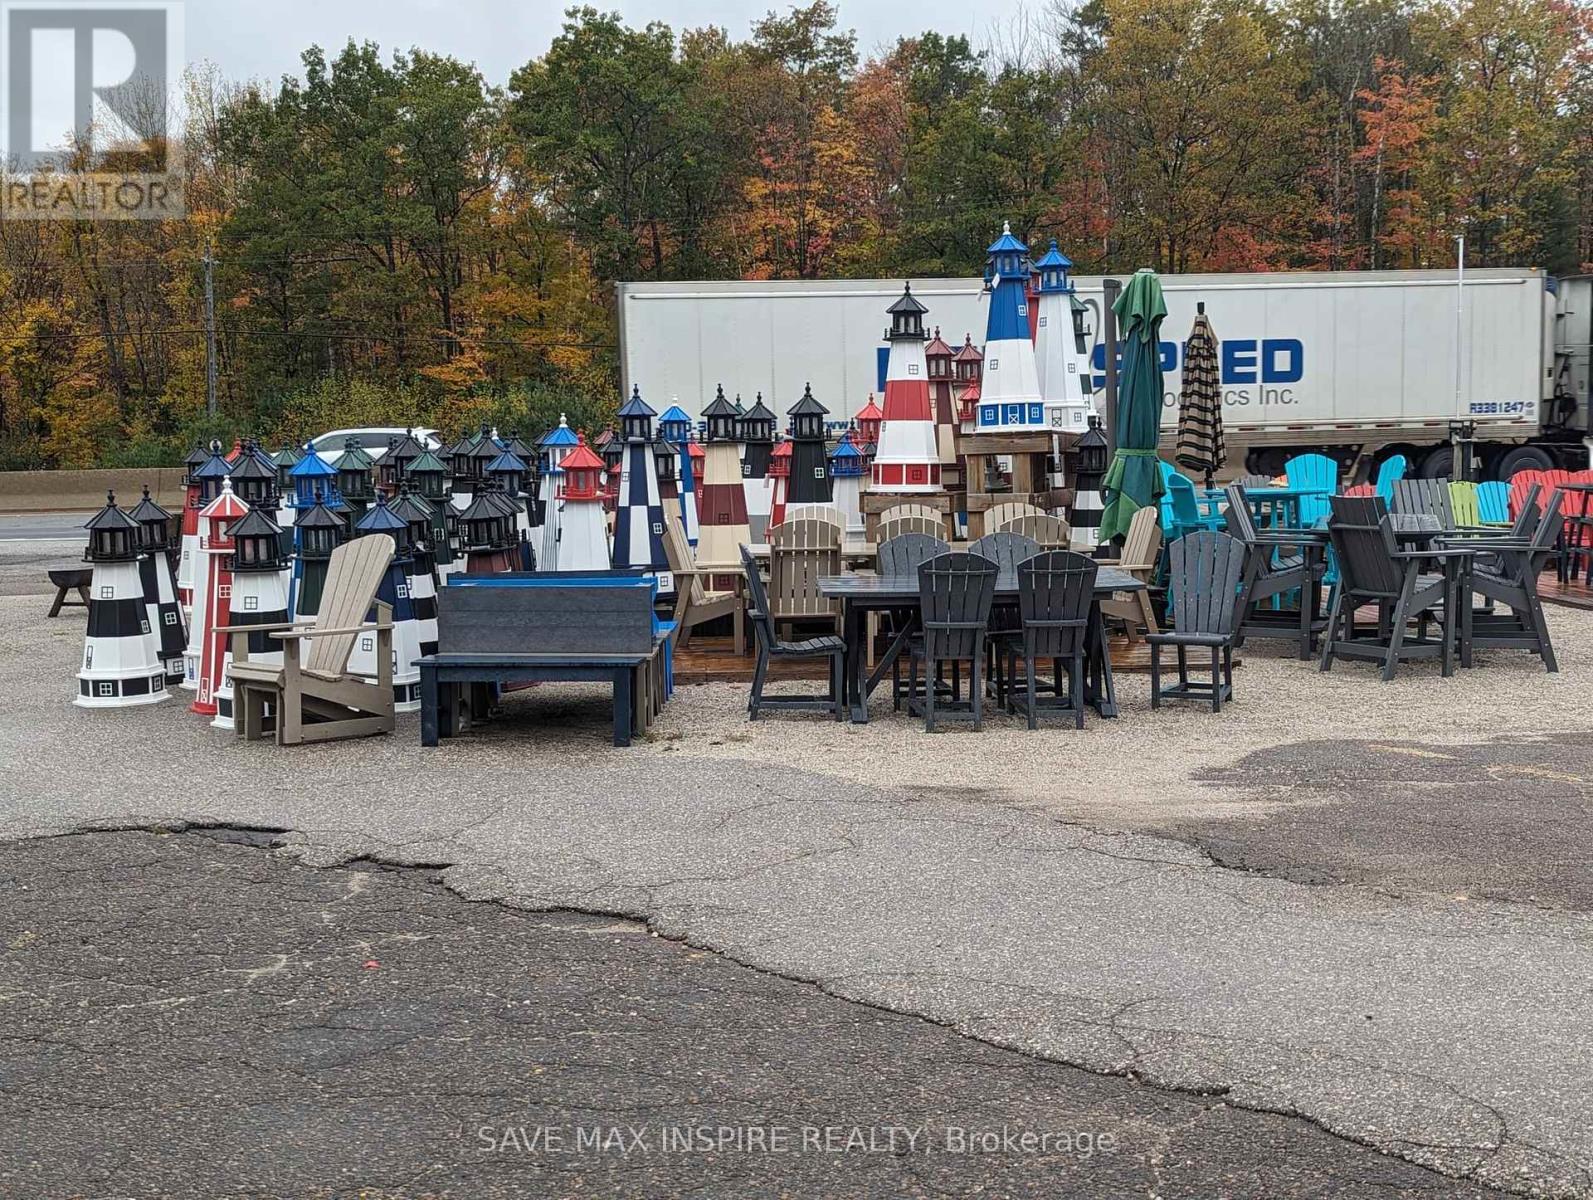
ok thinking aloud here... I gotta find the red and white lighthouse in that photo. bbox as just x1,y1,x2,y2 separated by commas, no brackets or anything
190,479,250,717
871,283,941,494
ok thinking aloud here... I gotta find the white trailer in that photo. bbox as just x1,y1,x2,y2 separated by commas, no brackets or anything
619,268,1587,480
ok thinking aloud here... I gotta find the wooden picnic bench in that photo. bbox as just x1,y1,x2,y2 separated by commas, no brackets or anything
418,577,668,747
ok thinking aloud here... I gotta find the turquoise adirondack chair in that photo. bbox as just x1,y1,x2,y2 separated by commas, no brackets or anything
1476,480,1510,525
1373,454,1407,504
1284,453,1338,527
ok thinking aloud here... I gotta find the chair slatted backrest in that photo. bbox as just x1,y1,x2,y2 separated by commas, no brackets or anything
1004,513,1071,550
1164,472,1204,528
1327,494,1403,598
1285,453,1339,526
1016,551,1097,659
662,506,708,611
1374,454,1408,503
1391,478,1453,528
1477,481,1511,524
989,500,1043,532
1448,480,1481,527
876,533,949,579
1505,483,1542,541
880,502,940,525
917,552,998,661
1494,489,1563,587
784,503,845,529
768,517,842,619
968,531,1042,576
739,544,778,651
1234,474,1273,489
1118,505,1162,572
1167,531,1246,637
878,512,944,543
1564,469,1593,519
1509,470,1548,519
1222,484,1259,545
310,534,395,675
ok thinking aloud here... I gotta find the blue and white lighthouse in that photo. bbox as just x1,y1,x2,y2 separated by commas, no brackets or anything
975,222,1044,433
1033,238,1094,434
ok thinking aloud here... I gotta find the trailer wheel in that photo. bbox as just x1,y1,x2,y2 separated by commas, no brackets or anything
1417,445,1454,478
1494,445,1554,481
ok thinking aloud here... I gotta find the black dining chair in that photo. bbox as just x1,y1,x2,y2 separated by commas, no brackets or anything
740,545,846,720
906,553,999,732
878,533,951,711
1225,483,1327,659
1147,531,1246,711
1000,551,1098,729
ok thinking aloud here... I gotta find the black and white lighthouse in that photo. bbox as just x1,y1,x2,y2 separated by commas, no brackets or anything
128,486,187,686
76,492,168,708
786,383,832,505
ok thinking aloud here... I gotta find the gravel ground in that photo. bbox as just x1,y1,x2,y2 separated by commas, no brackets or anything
5,580,1593,1197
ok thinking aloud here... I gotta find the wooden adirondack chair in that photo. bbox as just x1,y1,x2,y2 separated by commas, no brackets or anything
1460,490,1561,671
226,534,397,745
1002,512,1071,550
1147,531,1246,711
1391,478,1454,528
663,507,742,651
878,512,944,542
1097,505,1161,642
1226,484,1327,659
989,500,1043,532
767,516,843,635
1477,481,1511,525
1448,480,1482,527
1319,495,1465,681
1285,453,1339,526
784,503,845,529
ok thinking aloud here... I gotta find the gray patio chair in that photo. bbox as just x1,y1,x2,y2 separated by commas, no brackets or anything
740,545,846,721
1147,531,1245,711
999,551,1098,729
906,553,998,732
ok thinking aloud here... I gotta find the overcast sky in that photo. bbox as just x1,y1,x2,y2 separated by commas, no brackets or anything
186,0,1032,88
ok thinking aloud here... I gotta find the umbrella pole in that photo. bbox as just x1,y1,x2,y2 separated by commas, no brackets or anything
1101,277,1121,457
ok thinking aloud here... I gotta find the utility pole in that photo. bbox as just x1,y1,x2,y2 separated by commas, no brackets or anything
1452,233,1465,479
203,243,217,419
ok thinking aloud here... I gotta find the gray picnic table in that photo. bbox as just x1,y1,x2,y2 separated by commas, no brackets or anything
820,566,1145,724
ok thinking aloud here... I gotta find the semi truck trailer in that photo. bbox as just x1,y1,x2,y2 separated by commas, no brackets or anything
619,269,1591,482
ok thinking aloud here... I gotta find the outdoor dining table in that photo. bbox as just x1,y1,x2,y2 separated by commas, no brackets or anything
819,566,1145,724
1242,484,1333,530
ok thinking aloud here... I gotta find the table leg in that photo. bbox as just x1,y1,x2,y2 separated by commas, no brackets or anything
420,666,439,747
1087,602,1120,718
843,600,869,723
612,668,632,747
440,681,459,738
1441,560,1456,678
1460,558,1475,669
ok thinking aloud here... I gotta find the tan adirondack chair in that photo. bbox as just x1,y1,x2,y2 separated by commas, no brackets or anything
768,516,843,635
663,507,743,651
1002,512,1071,549
878,508,945,542
989,500,1044,532
784,503,845,529
225,533,397,745
1098,505,1162,642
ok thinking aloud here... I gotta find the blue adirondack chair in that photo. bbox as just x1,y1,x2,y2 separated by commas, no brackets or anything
1477,480,1510,524
1160,462,1225,542
1373,454,1407,504
1284,453,1339,528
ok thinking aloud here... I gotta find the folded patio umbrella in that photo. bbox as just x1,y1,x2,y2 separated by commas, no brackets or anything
1098,268,1168,545
1175,308,1225,489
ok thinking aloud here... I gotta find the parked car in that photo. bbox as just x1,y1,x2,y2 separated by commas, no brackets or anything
308,427,442,463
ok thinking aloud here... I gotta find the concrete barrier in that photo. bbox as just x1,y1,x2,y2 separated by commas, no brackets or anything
0,467,187,513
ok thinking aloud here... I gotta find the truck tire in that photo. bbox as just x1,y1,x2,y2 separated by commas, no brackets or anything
1494,445,1554,481
1418,445,1454,478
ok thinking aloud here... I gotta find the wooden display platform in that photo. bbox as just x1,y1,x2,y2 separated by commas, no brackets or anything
1541,571,1593,611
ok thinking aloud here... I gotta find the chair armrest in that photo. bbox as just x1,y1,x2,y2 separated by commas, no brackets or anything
214,620,311,635
1390,548,1476,561
270,621,391,640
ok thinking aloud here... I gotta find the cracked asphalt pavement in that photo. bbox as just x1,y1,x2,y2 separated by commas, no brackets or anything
5,535,1593,1198
1,829,1503,1199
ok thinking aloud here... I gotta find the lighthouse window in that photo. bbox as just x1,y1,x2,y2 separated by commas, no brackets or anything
1017,304,1027,316
652,522,663,535
813,467,824,478
165,612,178,624
907,364,918,375
100,586,113,598
219,584,232,598
360,636,373,651
98,682,114,697
244,596,258,610
1038,315,1048,327
989,359,999,370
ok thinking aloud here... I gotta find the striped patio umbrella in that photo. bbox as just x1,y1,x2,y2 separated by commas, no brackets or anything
1175,308,1225,488
1098,269,1168,545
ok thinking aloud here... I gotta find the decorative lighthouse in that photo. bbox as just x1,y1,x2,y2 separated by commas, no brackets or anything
681,439,704,547
656,402,690,509
350,494,423,712
389,487,441,662
213,504,290,730
976,223,1045,432
854,394,883,465
871,283,942,493
403,449,455,576
75,492,168,708
485,445,533,567
175,442,210,612
924,328,962,489
738,394,776,540
332,439,376,522
190,480,250,717
696,388,752,567
786,384,831,505
536,416,579,573
554,433,612,572
828,429,867,539
458,481,522,575
612,387,671,590
767,438,791,530
180,446,232,620
1034,238,1093,434
128,486,186,686
292,492,346,619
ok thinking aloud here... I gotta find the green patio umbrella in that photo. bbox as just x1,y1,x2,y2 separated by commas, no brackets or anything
1098,268,1168,544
